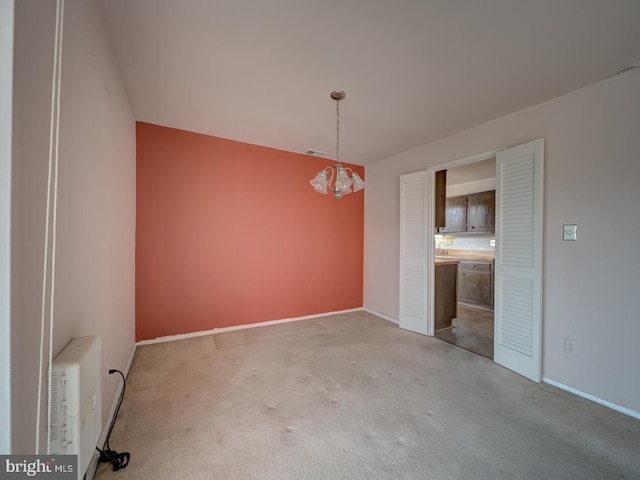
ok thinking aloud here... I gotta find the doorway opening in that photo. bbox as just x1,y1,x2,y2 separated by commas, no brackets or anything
433,158,496,360
400,139,543,380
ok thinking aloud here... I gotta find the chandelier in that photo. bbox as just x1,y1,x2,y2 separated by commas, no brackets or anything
309,91,365,199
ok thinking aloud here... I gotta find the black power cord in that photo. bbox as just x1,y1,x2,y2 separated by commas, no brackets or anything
96,369,131,471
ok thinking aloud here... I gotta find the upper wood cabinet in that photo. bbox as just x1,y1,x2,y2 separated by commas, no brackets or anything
434,170,447,230
467,191,495,232
443,196,467,233
442,190,495,233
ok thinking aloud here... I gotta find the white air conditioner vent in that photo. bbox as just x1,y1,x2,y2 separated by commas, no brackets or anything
48,335,102,480
304,149,327,156
49,371,60,442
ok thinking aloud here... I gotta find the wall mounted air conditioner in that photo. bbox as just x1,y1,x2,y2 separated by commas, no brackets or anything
49,335,102,480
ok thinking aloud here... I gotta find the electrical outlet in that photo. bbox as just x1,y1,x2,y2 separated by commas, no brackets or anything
104,357,110,382
446,238,453,245
490,239,495,247
564,339,576,355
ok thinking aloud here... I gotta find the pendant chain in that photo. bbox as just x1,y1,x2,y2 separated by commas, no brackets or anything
336,98,340,163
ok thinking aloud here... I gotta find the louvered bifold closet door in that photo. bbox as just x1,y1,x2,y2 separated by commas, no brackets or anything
399,170,430,335
494,139,544,382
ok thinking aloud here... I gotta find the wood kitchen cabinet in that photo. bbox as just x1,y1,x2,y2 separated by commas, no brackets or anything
458,261,493,310
435,261,458,330
442,190,495,233
434,170,447,230
443,196,467,233
467,191,495,232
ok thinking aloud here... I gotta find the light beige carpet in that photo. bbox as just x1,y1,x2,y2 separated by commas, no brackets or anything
94,311,640,479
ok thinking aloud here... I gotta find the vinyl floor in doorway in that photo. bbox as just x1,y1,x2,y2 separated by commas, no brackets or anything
435,304,494,359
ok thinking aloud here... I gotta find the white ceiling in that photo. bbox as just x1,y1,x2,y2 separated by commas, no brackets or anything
99,0,640,166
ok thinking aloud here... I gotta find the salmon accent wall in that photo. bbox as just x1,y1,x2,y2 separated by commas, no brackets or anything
136,122,364,341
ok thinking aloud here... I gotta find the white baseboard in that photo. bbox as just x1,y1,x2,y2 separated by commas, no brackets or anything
87,342,137,479
136,307,365,346
542,377,640,420
363,308,398,325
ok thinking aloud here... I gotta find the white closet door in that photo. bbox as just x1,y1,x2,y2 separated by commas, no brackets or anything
494,139,544,382
399,171,431,335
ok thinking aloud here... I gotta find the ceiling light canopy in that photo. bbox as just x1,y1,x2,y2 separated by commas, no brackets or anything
309,91,364,199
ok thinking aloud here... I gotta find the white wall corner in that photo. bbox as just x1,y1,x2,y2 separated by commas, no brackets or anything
363,308,398,325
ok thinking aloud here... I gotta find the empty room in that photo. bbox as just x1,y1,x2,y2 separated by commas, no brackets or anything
3,1,640,479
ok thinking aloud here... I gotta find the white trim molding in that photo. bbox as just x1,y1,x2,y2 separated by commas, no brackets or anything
543,377,640,420
137,308,365,346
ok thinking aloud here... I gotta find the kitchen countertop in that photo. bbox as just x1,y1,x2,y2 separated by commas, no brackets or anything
434,258,460,266
435,249,495,262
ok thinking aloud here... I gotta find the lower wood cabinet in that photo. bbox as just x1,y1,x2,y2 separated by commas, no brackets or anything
458,261,493,310
435,262,458,330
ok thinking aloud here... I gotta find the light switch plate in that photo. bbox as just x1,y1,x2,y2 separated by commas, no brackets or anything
565,338,577,355
563,224,577,241
490,239,495,247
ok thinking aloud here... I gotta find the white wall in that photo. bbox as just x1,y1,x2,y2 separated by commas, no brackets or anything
11,0,136,452
439,235,494,252
364,68,640,415
0,0,14,454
